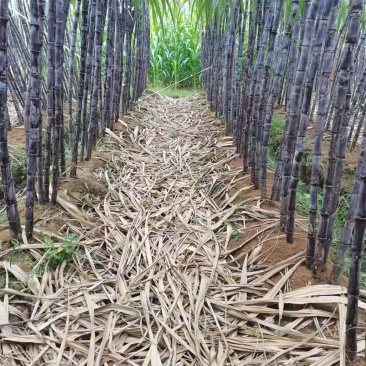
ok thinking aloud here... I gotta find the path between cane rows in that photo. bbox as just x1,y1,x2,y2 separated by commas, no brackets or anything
1,92,365,365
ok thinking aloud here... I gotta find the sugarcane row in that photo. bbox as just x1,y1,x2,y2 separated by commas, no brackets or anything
201,0,366,360
0,0,150,240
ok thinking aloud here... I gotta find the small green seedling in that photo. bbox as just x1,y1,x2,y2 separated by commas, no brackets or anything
231,230,241,241
9,239,21,266
169,130,178,138
44,233,78,270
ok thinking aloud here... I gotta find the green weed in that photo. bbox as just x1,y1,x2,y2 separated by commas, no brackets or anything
12,282,24,291
12,157,27,185
220,218,230,231
231,230,241,241
169,130,178,138
44,233,78,270
268,114,285,160
9,239,21,266
213,183,225,194
343,257,366,286
295,182,314,216
332,193,351,250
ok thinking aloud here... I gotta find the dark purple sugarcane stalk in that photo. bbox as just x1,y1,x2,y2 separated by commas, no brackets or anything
228,2,240,126
102,0,115,134
271,0,308,202
211,18,221,113
284,0,312,111
24,83,31,163
86,0,106,160
0,0,21,239
216,19,224,117
331,108,366,283
37,0,45,204
260,0,299,199
242,0,267,173
306,0,341,268
51,0,64,204
122,0,134,116
25,0,42,238
110,1,122,127
142,0,150,93
241,4,255,172
249,0,272,187
210,16,219,111
94,0,107,142
70,0,89,178
68,0,81,150
256,0,263,54
132,0,142,103
44,0,55,201
137,0,148,100
222,3,237,133
80,0,96,161
345,129,366,360
233,1,247,148
324,21,347,131
256,0,284,192
59,0,70,177
279,0,319,232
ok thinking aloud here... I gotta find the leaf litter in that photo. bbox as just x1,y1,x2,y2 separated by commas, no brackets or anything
0,91,365,365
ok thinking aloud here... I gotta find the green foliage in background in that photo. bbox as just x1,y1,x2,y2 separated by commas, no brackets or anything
268,114,285,159
149,3,201,89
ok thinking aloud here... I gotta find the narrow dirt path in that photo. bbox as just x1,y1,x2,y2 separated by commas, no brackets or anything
1,92,363,365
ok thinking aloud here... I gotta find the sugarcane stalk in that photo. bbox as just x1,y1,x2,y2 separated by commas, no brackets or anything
0,0,21,239
67,0,81,150
70,0,89,178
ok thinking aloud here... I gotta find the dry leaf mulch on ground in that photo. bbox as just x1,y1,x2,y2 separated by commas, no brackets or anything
0,92,364,365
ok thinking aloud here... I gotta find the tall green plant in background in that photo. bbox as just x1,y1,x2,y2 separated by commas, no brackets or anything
149,2,201,89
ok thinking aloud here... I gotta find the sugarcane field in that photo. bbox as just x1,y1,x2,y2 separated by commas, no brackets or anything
3,0,366,364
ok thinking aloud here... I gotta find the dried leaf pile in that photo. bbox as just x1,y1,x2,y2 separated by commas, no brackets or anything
0,92,365,365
